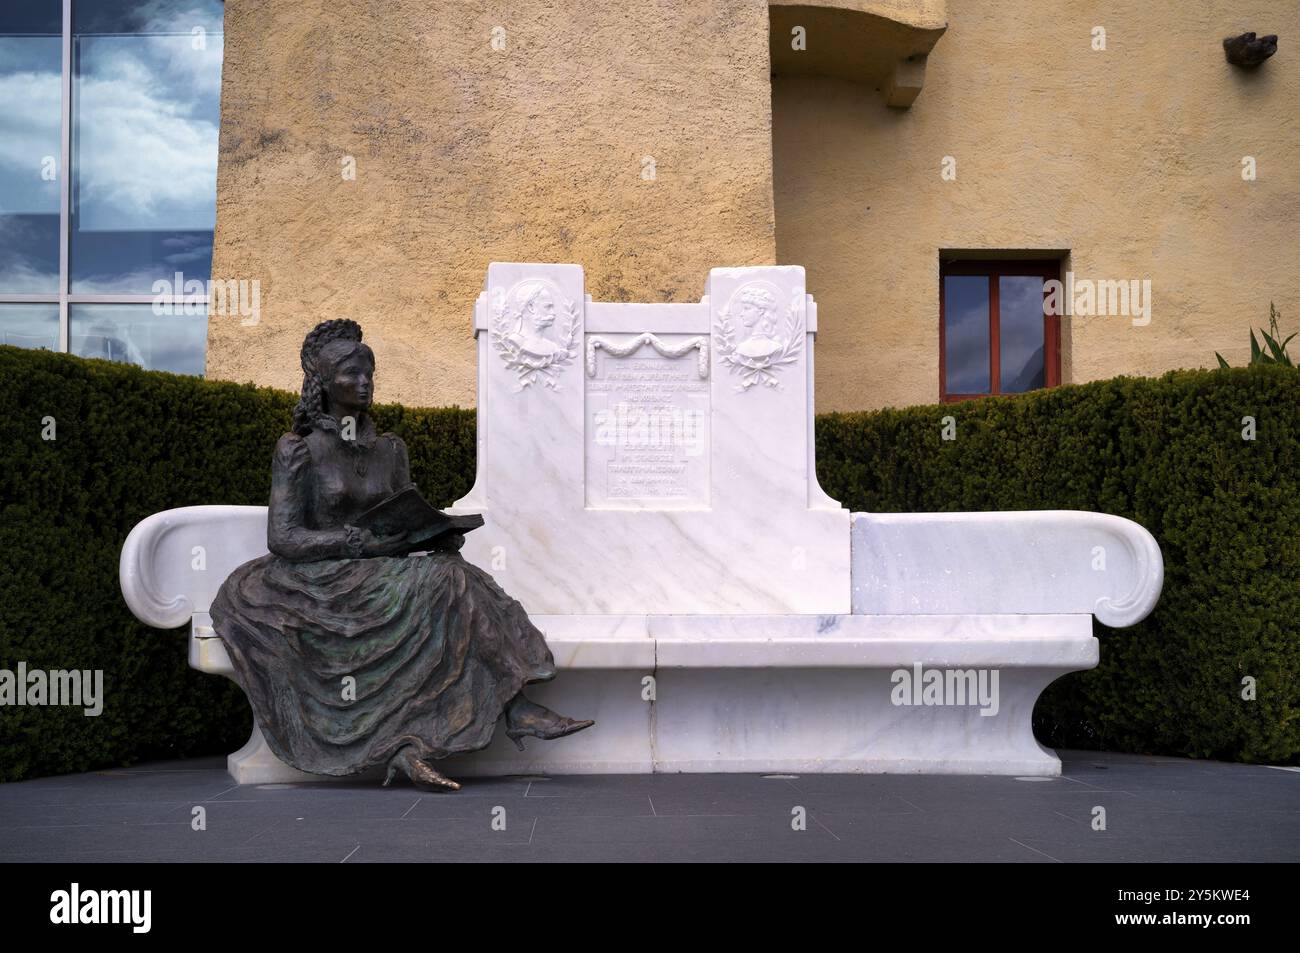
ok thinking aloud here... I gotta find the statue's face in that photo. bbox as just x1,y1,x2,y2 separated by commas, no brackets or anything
529,290,556,331
327,352,375,412
741,300,771,329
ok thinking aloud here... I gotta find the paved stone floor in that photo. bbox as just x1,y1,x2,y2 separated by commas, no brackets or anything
1,750,1297,862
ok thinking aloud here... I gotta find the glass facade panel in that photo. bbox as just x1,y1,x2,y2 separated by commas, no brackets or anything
70,0,224,293
70,302,207,375
0,4,63,293
0,303,61,350
0,1,222,375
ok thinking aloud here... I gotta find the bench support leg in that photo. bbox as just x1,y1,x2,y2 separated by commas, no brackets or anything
227,721,325,785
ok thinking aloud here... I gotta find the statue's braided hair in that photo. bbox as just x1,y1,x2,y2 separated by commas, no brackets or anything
292,319,365,435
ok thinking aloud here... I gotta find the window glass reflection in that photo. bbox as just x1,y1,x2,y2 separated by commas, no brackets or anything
70,303,207,376
999,276,1046,392
0,4,63,293
0,303,61,350
944,276,990,394
71,0,224,293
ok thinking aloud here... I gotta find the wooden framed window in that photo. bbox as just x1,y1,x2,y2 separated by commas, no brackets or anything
939,259,1062,402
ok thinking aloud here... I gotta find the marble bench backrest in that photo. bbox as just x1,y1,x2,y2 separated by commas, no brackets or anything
446,264,851,616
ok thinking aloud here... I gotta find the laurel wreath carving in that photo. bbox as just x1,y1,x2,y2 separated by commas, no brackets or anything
490,285,581,391
714,288,806,391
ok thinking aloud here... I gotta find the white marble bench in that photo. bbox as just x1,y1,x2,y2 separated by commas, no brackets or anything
119,263,1163,782
120,505,1160,782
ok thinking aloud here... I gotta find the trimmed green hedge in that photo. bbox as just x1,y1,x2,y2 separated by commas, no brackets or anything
1,344,1296,780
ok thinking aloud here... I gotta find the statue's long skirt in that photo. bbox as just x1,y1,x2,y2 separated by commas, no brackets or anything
209,552,556,776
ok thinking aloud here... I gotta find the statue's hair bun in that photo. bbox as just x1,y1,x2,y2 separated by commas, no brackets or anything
300,319,363,372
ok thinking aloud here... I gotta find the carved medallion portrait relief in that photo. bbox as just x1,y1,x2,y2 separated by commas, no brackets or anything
506,280,560,358
490,277,581,390
733,286,783,360
714,281,806,391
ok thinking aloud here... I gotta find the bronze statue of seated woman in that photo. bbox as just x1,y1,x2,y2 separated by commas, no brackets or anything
210,319,592,792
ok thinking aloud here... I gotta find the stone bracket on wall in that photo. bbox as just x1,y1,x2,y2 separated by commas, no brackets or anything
769,0,947,109
884,53,928,108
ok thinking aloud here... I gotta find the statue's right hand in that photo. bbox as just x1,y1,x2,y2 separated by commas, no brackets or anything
356,528,408,557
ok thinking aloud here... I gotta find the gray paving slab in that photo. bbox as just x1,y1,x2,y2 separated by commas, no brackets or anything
0,750,1296,862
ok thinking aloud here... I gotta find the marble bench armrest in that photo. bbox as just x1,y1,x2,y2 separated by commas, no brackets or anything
850,510,1163,627
120,505,269,629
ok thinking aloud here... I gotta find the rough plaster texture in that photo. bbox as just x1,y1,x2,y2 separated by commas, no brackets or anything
207,0,777,407
775,0,1300,410
209,0,1298,413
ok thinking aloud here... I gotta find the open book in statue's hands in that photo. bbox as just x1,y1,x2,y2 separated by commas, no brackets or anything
353,484,484,555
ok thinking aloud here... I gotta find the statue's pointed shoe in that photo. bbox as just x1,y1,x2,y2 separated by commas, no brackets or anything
383,749,461,792
409,760,461,792
505,715,595,751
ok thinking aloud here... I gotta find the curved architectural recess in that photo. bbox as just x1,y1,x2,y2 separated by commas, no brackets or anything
769,0,948,107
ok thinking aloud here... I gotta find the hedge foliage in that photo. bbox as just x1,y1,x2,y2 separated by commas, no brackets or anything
1,345,1296,780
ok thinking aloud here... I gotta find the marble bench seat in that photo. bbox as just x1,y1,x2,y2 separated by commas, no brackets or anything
182,605,1097,781
190,610,1095,674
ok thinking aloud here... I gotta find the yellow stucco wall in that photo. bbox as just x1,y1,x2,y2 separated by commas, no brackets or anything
208,0,1298,412
207,0,777,407
775,0,1299,410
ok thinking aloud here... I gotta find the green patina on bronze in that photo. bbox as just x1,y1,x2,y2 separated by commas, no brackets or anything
209,320,593,792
